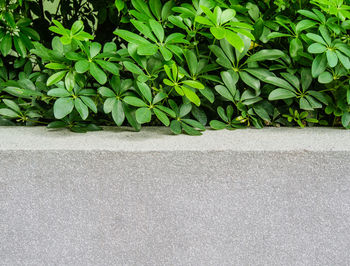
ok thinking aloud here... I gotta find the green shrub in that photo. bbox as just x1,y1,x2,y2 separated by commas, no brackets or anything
1,0,350,134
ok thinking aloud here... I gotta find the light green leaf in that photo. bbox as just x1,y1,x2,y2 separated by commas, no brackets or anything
98,87,116,98
149,19,164,42
308,43,327,54
326,50,338,68
3,99,20,113
312,53,327,78
124,96,147,107
154,108,170,126
80,96,97,113
268,88,296,100
47,71,68,86
170,120,182,135
0,34,12,56
90,62,107,84
246,49,285,63
136,107,152,124
53,97,74,119
318,72,333,84
225,30,244,52
182,86,201,106
182,80,204,89
75,98,89,120
137,82,152,103
0,108,19,118
112,100,125,126
210,120,227,130
75,60,90,73
96,60,119,75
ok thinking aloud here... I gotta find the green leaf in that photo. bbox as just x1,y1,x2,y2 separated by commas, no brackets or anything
312,54,327,78
184,50,198,76
264,77,295,91
225,30,244,52
156,105,176,118
98,87,116,98
90,62,107,84
326,50,338,68
150,0,162,19
71,21,84,35
149,19,164,42
48,88,71,97
195,16,215,26
318,72,333,84
112,100,125,126
96,60,119,75
124,96,147,107
220,9,236,24
136,107,152,124
115,0,125,12
80,96,97,113
114,29,151,45
342,112,350,128
239,71,260,92
65,71,75,91
123,61,144,75
308,43,327,54
182,80,204,89
46,63,68,70
75,60,90,73
3,99,20,113
182,86,201,106
4,12,16,28
170,120,182,135
53,97,74,119
306,33,326,45
181,122,202,136
75,98,89,120
336,51,350,69
0,108,19,118
90,42,102,58
154,108,170,126
179,103,192,117
47,121,67,129
246,49,285,63
210,27,226,39
47,71,68,86
66,52,85,61
319,25,331,46
296,20,318,34
215,85,234,101
137,82,152,103
3,87,42,98
290,38,303,58
299,97,313,110
268,89,296,100
159,46,172,61
13,36,26,57
123,102,141,131
1,34,12,56
210,120,227,130
103,97,116,114
182,119,205,130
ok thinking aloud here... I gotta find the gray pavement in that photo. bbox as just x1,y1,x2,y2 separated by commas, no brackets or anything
0,127,350,265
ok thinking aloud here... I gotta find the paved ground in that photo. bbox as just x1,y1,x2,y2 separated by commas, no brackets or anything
0,127,350,265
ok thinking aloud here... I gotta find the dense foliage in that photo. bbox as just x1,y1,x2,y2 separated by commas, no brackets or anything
1,0,350,134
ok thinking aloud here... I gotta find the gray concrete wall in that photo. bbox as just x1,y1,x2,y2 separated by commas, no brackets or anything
0,127,350,265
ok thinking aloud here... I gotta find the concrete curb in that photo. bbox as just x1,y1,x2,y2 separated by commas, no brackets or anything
1,127,350,265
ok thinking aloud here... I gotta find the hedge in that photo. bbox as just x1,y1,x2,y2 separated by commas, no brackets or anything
0,0,350,134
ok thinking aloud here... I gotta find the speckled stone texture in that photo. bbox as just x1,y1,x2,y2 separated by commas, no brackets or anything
0,127,350,266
